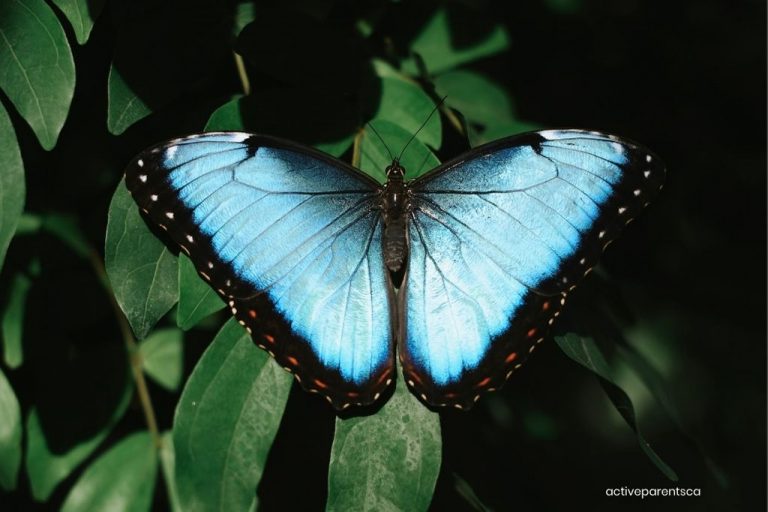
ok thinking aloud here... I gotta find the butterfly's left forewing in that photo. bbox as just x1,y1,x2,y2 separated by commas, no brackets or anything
403,130,665,409
125,133,395,409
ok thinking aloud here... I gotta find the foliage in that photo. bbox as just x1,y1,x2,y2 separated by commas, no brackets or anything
0,1,763,511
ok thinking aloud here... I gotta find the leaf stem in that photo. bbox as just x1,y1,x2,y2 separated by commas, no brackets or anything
88,249,162,449
234,52,251,96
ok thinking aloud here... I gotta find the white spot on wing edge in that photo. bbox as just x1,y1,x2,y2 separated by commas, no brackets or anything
137,159,144,167
226,133,250,142
138,174,147,183
166,146,178,159
539,130,564,140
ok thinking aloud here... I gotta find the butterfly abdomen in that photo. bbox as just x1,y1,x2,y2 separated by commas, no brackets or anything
381,164,411,286
383,217,408,282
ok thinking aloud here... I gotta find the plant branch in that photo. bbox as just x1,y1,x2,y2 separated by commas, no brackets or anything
234,52,251,96
88,249,162,449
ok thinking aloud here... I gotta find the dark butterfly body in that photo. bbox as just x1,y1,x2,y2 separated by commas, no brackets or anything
125,129,664,410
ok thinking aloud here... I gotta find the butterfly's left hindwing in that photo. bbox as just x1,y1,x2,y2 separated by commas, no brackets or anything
125,133,395,409
403,130,665,408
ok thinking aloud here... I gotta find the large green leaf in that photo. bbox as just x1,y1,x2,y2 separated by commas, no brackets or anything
174,318,292,511
327,371,442,512
555,333,678,481
61,432,158,512
105,180,179,340
0,102,24,272
139,327,183,392
434,70,515,126
106,65,152,136
26,377,132,500
359,119,440,183
0,0,75,149
0,368,22,491
373,77,441,149
1,271,32,368
51,0,105,45
177,254,224,331
402,8,510,75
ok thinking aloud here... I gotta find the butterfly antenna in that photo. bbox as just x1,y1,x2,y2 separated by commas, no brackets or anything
397,96,446,162
367,122,395,162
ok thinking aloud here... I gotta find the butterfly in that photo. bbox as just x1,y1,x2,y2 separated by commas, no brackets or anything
125,129,664,410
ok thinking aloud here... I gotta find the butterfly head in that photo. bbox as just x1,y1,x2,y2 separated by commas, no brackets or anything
385,160,406,181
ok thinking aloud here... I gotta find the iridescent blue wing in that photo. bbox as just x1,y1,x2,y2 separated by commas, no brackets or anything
125,133,395,409
403,129,665,409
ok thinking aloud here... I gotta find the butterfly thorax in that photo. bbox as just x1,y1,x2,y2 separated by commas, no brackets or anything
380,161,411,287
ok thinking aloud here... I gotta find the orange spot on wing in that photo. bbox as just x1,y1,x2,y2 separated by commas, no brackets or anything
542,301,550,311
475,377,492,388
505,352,518,363
527,328,537,338
346,391,359,398
248,309,257,319
376,371,392,386
313,378,328,390
406,372,424,386
286,356,299,366
263,334,275,344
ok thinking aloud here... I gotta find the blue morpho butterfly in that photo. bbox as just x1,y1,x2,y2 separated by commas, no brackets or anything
125,127,664,410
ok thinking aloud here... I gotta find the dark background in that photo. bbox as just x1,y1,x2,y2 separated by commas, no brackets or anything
2,0,765,510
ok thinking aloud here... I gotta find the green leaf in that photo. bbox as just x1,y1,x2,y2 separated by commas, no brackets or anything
51,0,105,45
139,327,183,391
177,254,224,331
434,70,515,126
0,0,75,149
105,180,179,340
26,378,132,500
233,1,256,36
402,8,510,75
174,318,292,511
1,271,32,368
327,371,442,512
107,65,152,136
616,340,729,487
0,368,22,491
204,95,243,131
159,432,183,512
359,119,440,183
0,102,24,272
555,333,679,481
61,432,158,512
373,77,442,149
